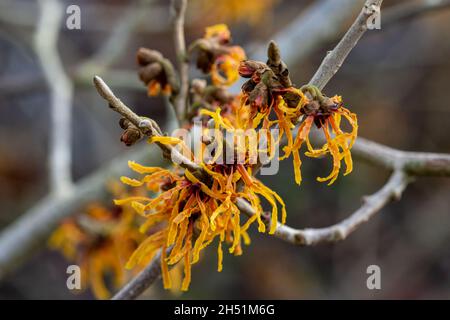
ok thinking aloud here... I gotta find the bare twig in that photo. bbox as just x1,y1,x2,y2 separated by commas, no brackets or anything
246,171,410,246
34,0,74,196
171,0,189,122
112,247,173,300
112,249,163,300
352,137,450,176
93,76,203,174
309,0,383,90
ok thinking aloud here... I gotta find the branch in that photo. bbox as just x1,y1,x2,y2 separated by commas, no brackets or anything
309,0,383,90
352,137,450,176
93,76,202,174
75,0,155,80
235,170,410,247
112,247,172,300
34,0,74,196
382,0,450,28
246,0,365,65
269,170,410,246
171,0,189,121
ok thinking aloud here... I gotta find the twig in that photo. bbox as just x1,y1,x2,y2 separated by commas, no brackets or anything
112,247,172,300
171,0,189,122
34,0,74,196
0,1,171,33
112,249,163,300
93,76,202,174
352,137,450,176
239,171,410,246
309,0,383,90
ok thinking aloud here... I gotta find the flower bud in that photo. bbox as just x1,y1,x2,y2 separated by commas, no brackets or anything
136,48,163,66
120,128,143,146
138,63,163,84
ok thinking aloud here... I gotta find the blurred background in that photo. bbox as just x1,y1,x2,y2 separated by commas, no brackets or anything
0,0,450,299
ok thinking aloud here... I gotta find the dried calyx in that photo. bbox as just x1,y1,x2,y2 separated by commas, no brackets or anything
188,79,234,120
239,41,295,111
300,85,342,128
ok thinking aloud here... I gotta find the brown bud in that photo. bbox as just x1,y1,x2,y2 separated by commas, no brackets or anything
238,61,255,78
136,48,163,66
267,41,281,66
196,49,214,73
120,128,143,146
119,118,131,130
138,63,163,84
238,60,267,78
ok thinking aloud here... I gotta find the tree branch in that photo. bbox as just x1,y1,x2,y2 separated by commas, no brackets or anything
309,0,383,90
75,0,155,81
246,0,365,65
34,0,74,196
112,247,173,300
171,0,189,122
262,170,410,246
93,76,203,174
352,137,450,176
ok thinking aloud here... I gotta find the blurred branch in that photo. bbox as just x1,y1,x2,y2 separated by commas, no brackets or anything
112,249,163,300
112,247,173,300
247,0,365,65
272,171,410,245
171,0,189,122
240,137,450,246
34,0,73,196
382,0,450,27
93,76,202,173
75,0,155,80
0,69,143,96
352,137,450,176
0,0,169,33
309,0,384,90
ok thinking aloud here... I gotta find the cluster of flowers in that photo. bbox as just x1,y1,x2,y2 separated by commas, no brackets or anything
117,24,358,290
51,24,358,296
49,183,146,299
